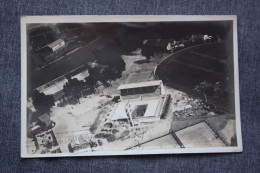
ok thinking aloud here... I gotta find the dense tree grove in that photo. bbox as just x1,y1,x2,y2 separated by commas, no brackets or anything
91,42,126,81
32,90,55,114
63,78,92,103
61,41,127,103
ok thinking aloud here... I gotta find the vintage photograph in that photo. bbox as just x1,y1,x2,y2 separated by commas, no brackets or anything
21,16,242,157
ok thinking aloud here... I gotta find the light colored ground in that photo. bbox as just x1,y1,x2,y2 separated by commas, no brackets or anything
49,95,110,152
126,71,153,84
51,95,109,132
219,120,236,145
102,55,143,95
103,55,157,95
26,138,37,154
175,121,226,148
139,134,179,149
96,119,173,151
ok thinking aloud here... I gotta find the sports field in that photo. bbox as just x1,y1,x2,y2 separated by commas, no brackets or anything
140,134,179,149
175,121,226,147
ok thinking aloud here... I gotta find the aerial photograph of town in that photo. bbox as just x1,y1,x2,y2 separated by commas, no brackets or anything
23,17,239,156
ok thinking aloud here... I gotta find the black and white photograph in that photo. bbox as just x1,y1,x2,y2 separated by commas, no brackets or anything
21,15,242,158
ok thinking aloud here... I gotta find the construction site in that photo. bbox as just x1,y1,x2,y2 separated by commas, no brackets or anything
25,21,238,155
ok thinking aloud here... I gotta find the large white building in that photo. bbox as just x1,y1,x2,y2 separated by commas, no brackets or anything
111,80,170,124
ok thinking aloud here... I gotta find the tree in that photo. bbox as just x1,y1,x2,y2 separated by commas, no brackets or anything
141,40,168,61
63,78,87,104
92,44,126,81
141,48,153,61
85,76,97,88
102,67,116,83
32,90,55,114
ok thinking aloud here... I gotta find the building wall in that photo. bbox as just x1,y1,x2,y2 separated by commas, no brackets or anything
52,40,65,51
160,82,165,95
120,85,162,100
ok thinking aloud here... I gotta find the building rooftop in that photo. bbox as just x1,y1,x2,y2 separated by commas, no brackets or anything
71,69,89,81
38,113,50,123
36,76,67,95
47,39,65,48
118,80,162,90
111,103,128,121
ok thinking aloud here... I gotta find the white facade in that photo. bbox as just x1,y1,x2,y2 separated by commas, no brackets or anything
47,39,65,52
111,80,166,123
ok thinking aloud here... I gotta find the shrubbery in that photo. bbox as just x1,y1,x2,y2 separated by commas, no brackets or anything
94,133,116,142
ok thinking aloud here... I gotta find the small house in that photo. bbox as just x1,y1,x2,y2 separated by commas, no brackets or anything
38,113,51,127
47,39,65,52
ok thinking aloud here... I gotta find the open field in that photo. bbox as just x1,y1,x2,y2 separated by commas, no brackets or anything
139,134,179,149
49,95,111,152
175,121,226,147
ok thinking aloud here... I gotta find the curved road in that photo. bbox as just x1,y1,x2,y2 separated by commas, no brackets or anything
155,41,235,111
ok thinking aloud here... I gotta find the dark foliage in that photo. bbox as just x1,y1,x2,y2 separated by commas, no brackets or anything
90,43,126,84
94,133,116,142
85,75,98,88
32,90,55,114
63,78,86,103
